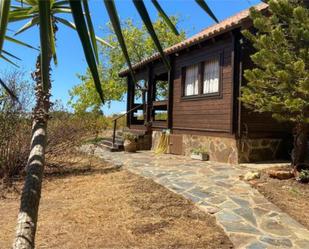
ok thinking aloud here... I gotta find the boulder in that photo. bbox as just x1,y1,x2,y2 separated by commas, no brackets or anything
244,171,261,181
268,170,293,180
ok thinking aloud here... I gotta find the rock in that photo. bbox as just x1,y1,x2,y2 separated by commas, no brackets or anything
199,204,220,214
268,170,294,180
244,172,261,181
260,235,293,247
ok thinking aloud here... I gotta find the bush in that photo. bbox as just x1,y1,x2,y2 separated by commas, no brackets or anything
298,169,309,184
0,71,33,182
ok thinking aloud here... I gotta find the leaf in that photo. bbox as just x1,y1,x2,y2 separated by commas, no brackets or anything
195,0,219,23
133,0,170,69
0,54,19,67
14,16,39,35
82,0,98,62
38,0,52,92
0,0,11,54
151,0,179,35
49,16,57,65
69,0,104,103
104,0,136,81
5,35,39,50
2,49,21,60
55,16,113,48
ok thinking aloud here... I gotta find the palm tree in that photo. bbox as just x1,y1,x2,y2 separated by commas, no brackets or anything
0,0,218,248
7,1,109,248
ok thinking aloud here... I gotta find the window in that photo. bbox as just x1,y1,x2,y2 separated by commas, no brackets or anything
203,58,220,94
184,64,199,96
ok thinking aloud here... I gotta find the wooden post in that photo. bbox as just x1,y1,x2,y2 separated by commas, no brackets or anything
167,56,174,130
231,29,242,137
126,75,133,128
146,65,153,124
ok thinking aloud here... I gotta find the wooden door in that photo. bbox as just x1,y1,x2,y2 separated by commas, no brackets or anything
169,134,183,155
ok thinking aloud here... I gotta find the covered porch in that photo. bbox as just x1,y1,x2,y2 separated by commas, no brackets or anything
125,59,174,131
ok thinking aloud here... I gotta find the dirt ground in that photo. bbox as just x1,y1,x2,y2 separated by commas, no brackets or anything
0,153,233,249
249,167,309,229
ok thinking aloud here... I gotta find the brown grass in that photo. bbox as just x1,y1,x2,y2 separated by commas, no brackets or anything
0,153,232,249
250,166,309,229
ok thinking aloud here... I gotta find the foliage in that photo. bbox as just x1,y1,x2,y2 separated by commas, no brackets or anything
0,71,33,182
190,146,208,155
123,132,138,142
241,0,309,124
298,169,309,183
69,16,186,113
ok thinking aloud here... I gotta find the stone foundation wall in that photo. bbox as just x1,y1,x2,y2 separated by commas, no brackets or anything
151,131,284,164
237,138,282,163
182,135,238,164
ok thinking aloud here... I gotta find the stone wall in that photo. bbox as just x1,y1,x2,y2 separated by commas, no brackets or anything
151,131,284,164
182,135,238,164
237,138,282,163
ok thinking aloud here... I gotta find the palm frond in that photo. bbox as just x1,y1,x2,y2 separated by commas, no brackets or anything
151,0,179,35
82,0,98,62
5,35,38,50
55,16,113,48
104,0,136,82
133,0,170,69
0,0,11,54
195,0,219,23
69,0,104,103
14,16,39,35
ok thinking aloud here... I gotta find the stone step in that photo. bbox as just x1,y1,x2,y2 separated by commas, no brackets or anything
98,143,123,152
116,130,123,137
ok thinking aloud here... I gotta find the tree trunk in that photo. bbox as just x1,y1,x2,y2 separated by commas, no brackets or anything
13,56,51,249
291,122,308,173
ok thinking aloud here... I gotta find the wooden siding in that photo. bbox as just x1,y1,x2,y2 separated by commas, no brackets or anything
172,37,234,135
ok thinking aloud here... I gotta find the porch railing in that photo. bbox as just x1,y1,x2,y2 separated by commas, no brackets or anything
112,103,144,147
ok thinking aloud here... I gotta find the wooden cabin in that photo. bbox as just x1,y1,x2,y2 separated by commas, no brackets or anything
118,3,292,164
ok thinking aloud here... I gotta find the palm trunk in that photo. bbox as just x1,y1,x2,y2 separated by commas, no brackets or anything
13,56,51,249
291,122,308,174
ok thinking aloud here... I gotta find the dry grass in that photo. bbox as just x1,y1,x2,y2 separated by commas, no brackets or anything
250,166,309,229
0,153,232,249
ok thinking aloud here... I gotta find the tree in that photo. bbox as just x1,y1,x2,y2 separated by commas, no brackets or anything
69,16,186,113
241,0,309,172
6,1,107,248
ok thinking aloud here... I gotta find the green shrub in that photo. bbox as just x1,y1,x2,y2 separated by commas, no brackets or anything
190,146,208,155
298,169,309,183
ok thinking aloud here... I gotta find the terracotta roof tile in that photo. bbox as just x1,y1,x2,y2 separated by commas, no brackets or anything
119,2,268,76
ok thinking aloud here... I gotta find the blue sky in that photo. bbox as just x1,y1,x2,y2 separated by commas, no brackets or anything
1,0,261,115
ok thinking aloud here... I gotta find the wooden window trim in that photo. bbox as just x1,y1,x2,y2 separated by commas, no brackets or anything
181,52,224,101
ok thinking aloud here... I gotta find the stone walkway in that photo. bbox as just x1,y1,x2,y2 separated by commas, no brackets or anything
81,145,309,249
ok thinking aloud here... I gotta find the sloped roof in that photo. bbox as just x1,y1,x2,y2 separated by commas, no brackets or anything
119,2,268,77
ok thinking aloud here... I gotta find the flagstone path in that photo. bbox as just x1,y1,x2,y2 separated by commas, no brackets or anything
81,145,309,249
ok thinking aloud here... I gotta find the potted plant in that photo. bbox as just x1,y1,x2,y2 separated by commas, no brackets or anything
190,147,209,161
123,133,138,153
